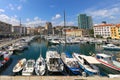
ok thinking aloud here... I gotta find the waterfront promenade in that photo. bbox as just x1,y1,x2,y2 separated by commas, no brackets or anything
0,76,120,80
0,38,22,48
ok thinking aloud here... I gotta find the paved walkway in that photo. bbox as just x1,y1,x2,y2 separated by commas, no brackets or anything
0,76,120,80
0,38,22,48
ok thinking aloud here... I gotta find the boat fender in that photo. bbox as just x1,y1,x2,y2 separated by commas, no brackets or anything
82,72,87,77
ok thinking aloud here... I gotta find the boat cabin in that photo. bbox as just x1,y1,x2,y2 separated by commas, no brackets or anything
96,54,113,64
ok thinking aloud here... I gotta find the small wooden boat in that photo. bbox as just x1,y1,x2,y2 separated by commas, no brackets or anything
13,58,26,73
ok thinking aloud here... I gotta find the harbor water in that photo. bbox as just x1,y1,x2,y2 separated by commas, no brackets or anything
0,38,120,76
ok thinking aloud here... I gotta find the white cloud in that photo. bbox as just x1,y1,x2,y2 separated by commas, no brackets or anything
8,3,22,11
8,3,14,10
85,7,119,19
52,14,61,20
17,5,22,10
0,14,19,26
52,21,74,26
25,17,46,27
26,18,30,22
0,9,5,13
34,16,39,21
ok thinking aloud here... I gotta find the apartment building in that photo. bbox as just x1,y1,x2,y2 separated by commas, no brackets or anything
94,23,114,38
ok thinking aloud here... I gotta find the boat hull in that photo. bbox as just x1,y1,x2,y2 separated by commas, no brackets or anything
103,47,120,51
35,57,46,76
97,64,120,74
64,64,82,75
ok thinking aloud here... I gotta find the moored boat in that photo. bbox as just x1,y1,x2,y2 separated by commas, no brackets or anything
0,51,11,68
96,53,120,74
46,47,64,73
102,44,120,50
61,52,82,75
13,58,26,73
35,55,46,75
72,53,99,76
22,59,35,76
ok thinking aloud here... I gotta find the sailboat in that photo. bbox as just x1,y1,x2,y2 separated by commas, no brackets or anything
35,38,46,75
35,54,46,75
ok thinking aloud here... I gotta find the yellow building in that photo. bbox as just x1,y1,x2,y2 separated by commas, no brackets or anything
65,29,83,37
111,24,120,39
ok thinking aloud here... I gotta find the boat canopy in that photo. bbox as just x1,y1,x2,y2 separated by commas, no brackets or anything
80,55,100,64
96,54,111,58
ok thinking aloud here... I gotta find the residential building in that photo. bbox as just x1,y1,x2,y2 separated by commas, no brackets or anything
12,26,22,36
78,14,93,29
94,23,114,38
111,24,120,39
63,28,83,37
0,21,12,36
45,22,52,35
21,26,27,36
27,27,35,35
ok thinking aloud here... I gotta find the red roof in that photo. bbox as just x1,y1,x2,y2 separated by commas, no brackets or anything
94,24,114,27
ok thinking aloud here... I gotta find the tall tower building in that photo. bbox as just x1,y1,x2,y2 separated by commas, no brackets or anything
78,14,93,29
45,22,52,35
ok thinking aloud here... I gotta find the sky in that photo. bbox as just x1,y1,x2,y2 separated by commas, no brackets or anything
0,0,120,27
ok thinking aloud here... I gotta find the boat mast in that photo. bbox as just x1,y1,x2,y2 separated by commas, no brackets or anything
64,10,66,45
40,25,42,57
64,10,66,51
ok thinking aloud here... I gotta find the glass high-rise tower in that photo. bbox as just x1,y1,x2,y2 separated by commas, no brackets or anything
78,14,93,29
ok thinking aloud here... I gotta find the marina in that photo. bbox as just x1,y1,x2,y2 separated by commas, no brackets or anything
0,36,120,78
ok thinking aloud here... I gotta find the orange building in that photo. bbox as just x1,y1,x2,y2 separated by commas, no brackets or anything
65,29,83,37
111,24,120,39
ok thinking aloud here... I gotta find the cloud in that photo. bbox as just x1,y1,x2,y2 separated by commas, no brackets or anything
85,7,119,19
17,5,22,10
26,18,30,22
25,17,46,27
52,21,74,26
8,3,14,10
8,3,22,11
0,9,5,13
52,14,61,20
0,14,19,26
34,16,39,21
82,1,120,24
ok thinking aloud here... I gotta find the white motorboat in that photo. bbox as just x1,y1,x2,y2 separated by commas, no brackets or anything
102,44,120,50
22,59,35,76
13,58,26,73
72,53,99,76
46,47,64,72
35,55,46,75
96,53,120,74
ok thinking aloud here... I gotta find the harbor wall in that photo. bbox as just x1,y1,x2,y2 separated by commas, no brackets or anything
0,76,120,80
